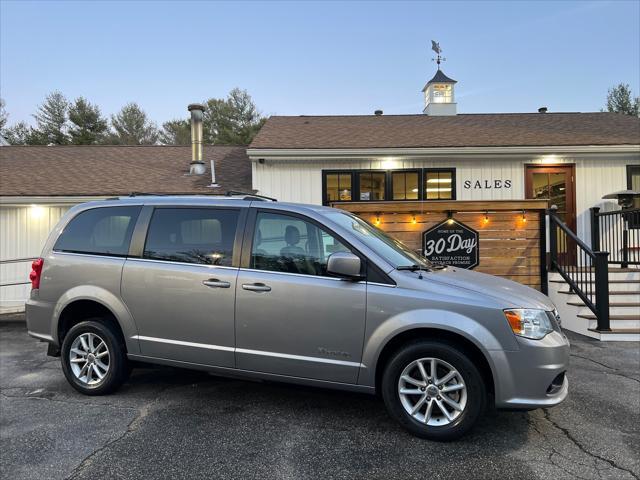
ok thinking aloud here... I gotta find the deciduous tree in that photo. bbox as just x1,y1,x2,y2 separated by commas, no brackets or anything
605,83,640,117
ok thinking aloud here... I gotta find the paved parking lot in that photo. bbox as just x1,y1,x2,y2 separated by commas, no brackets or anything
1,319,638,480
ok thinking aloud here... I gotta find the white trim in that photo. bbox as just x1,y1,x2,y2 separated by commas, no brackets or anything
247,144,640,160
0,196,109,206
133,335,235,352
132,335,364,368
235,347,364,368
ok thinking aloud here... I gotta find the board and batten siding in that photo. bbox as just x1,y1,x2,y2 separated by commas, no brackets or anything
0,205,70,312
252,155,638,248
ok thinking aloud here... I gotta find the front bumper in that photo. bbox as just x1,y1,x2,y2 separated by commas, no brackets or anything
491,330,570,409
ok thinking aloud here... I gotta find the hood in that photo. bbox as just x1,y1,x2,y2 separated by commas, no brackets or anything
413,267,554,310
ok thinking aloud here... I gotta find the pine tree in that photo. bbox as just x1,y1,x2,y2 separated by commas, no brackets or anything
159,119,191,145
33,91,69,144
110,103,158,145
203,88,265,145
68,97,109,144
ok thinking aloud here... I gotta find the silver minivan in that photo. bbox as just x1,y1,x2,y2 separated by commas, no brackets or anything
26,195,569,440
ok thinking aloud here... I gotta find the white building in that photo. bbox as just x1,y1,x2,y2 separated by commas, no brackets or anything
247,66,640,248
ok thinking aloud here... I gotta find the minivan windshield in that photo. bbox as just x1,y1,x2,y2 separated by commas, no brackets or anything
322,211,432,269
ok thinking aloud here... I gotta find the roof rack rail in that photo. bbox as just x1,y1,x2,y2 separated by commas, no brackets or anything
225,190,277,202
128,192,166,197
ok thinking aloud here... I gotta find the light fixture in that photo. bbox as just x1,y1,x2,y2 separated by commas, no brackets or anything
426,178,452,184
411,188,419,193
411,213,417,224
521,210,527,223
374,213,381,226
30,205,45,219
447,211,454,225
483,211,489,224
381,158,398,170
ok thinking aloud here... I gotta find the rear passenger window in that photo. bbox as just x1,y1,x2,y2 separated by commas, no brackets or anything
144,208,239,266
54,206,141,257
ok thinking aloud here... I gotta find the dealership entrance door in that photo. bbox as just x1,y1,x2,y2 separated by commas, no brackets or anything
525,165,576,232
526,165,576,266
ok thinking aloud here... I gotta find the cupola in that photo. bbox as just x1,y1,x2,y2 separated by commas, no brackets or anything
422,41,457,116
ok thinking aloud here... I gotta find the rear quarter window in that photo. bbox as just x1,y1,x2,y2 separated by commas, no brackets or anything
54,206,142,257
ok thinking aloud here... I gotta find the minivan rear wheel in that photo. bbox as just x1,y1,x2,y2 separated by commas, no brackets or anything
60,319,129,395
381,340,486,441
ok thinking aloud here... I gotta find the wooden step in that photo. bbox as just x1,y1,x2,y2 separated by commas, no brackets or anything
578,314,640,321
567,301,640,307
588,328,640,334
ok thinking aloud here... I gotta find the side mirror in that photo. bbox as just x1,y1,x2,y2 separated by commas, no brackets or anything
327,252,364,280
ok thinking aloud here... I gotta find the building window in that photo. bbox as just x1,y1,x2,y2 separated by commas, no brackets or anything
324,172,353,203
322,168,455,204
392,170,420,200
425,169,454,199
431,84,452,104
358,171,386,201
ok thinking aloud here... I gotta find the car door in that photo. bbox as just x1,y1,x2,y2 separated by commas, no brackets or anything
234,208,367,384
122,205,246,367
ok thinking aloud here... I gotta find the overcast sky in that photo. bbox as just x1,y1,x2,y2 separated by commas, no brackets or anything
1,0,639,126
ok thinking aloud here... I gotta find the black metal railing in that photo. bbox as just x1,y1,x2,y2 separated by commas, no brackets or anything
591,207,640,267
549,206,610,331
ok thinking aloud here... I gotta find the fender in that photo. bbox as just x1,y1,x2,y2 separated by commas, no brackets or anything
51,285,140,354
358,308,508,390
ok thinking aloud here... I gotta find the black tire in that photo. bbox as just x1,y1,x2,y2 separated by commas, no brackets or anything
60,319,130,395
381,340,486,441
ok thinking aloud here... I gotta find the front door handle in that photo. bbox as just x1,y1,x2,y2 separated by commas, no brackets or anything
203,279,231,289
242,283,271,292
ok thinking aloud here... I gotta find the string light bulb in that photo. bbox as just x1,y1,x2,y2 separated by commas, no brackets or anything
521,210,527,223
374,213,381,226
447,211,454,225
411,213,417,224
483,211,489,224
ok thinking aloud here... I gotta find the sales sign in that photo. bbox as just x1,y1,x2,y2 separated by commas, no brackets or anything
422,219,479,269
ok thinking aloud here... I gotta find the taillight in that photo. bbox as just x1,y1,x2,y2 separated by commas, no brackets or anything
29,258,44,289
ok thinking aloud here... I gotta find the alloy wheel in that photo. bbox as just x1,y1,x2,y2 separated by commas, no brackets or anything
69,332,110,385
397,357,467,426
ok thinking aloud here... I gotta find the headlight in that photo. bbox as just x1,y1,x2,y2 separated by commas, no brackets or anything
504,309,554,340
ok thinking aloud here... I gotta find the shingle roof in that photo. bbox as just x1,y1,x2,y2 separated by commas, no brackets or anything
427,68,457,85
249,112,640,150
0,145,252,197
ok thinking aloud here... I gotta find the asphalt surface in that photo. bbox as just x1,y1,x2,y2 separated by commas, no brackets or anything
1,320,639,480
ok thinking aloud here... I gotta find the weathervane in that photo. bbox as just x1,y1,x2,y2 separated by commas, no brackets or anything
431,40,446,68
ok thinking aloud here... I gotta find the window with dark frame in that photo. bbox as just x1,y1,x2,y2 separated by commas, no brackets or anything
392,171,420,200
424,170,454,200
358,171,386,201
324,172,353,203
322,168,455,205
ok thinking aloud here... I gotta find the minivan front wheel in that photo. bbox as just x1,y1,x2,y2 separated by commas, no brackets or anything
60,319,129,395
381,341,486,441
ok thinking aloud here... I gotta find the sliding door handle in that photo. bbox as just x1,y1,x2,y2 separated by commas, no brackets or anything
203,279,231,289
242,283,271,292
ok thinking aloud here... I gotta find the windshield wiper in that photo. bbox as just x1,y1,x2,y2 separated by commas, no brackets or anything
396,264,432,272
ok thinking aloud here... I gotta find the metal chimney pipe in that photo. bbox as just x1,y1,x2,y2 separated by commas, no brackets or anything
188,103,206,175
